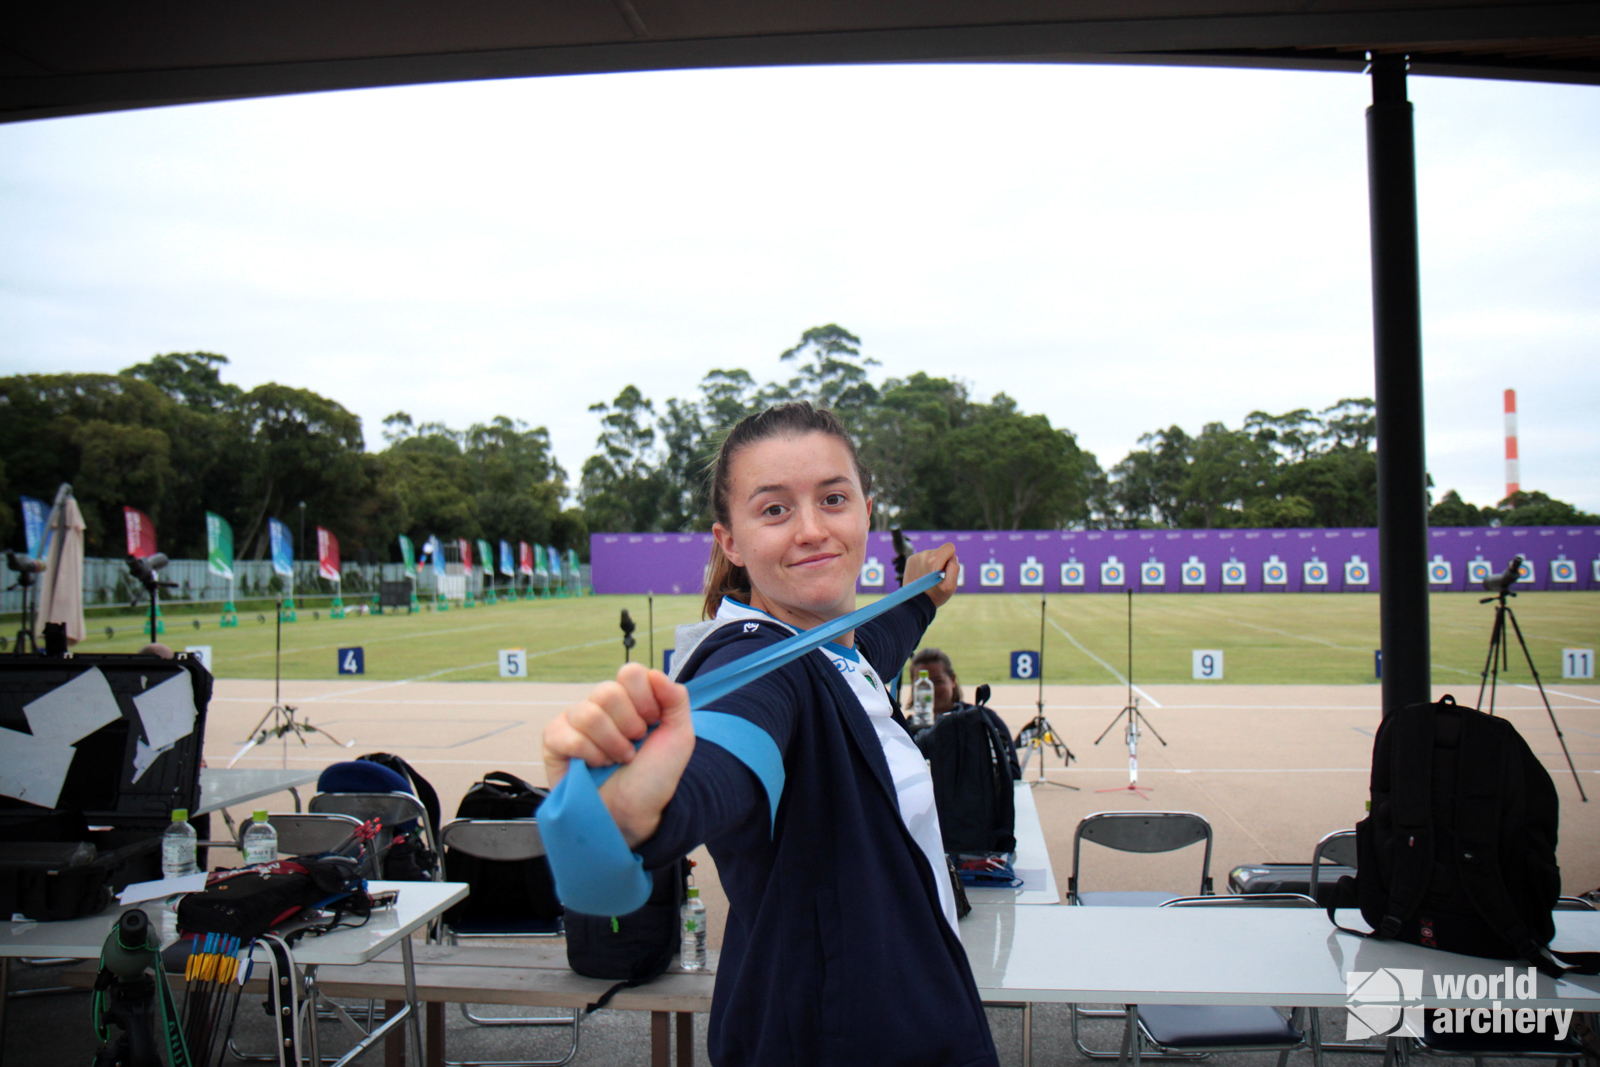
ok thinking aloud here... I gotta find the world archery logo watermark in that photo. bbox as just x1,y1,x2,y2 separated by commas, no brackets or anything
1346,968,1426,1038
1346,967,1575,1042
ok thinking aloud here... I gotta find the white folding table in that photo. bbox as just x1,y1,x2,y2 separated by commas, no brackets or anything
197,766,321,817
1,879,465,1067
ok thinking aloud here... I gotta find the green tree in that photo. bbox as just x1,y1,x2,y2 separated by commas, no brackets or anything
121,352,242,412
580,385,669,533
945,401,1096,530
1495,490,1599,526
779,324,880,427
1428,489,1487,526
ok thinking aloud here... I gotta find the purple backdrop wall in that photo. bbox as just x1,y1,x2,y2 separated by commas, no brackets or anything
590,526,1600,596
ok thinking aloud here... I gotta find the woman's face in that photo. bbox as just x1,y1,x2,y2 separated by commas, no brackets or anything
713,432,870,633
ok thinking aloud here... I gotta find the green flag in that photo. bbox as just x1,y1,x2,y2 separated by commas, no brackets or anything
205,512,234,579
476,540,494,580
398,534,416,579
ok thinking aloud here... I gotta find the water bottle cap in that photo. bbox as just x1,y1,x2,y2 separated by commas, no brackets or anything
687,887,699,899
253,811,268,822
170,809,189,822
917,670,929,679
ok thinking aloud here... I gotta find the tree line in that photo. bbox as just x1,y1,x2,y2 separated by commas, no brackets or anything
3,331,1589,562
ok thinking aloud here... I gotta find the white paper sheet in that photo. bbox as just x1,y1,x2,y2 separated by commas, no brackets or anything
23,666,122,745
0,727,78,807
130,740,173,784
118,872,207,904
133,672,196,751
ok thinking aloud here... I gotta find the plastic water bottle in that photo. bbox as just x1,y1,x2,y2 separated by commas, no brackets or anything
242,811,277,865
161,808,198,878
159,808,198,948
679,886,707,971
911,670,935,730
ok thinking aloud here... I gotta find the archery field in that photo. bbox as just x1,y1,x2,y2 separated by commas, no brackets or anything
62,589,1600,688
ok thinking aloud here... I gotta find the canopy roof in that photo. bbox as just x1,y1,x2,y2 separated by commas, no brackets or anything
5,1,1598,123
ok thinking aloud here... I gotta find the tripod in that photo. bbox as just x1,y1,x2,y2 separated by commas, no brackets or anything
1016,596,1078,788
1094,590,1166,798
230,599,352,768
1475,585,1587,801
7,567,37,654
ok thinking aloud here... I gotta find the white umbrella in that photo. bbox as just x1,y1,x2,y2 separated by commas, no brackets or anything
34,486,86,646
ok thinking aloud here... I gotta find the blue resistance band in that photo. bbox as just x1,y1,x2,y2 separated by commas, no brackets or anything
542,570,943,916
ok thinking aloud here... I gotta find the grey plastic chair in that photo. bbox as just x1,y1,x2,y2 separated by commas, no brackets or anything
1069,811,1215,906
436,818,579,1067
1069,812,1216,1059
1309,829,1358,904
1114,894,1321,1067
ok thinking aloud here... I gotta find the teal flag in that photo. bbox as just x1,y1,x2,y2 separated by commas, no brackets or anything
398,534,416,579
534,545,548,578
205,512,234,580
476,540,494,581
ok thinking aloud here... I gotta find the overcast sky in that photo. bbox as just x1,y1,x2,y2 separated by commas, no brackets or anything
2,62,1596,512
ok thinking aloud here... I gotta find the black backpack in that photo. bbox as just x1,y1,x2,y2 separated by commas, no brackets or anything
1331,695,1599,977
919,692,1018,855
442,772,562,925
564,859,689,1012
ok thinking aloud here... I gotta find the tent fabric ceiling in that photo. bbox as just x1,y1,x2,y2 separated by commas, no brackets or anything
4,1,1598,123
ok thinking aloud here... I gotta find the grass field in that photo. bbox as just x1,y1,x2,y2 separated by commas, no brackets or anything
36,589,1600,688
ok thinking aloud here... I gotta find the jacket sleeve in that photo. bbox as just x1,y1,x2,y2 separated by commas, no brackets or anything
635,630,805,868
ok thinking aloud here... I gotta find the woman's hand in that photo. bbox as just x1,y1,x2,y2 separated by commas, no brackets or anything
905,542,960,608
542,663,695,848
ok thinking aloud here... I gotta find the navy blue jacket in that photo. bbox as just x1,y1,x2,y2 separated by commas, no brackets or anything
638,594,998,1067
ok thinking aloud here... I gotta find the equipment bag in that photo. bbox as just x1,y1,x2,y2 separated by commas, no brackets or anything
564,858,688,1012
920,698,1017,855
1330,695,1599,978
357,752,441,881
442,771,561,925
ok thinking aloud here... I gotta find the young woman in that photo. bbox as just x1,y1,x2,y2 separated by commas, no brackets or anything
542,402,998,1066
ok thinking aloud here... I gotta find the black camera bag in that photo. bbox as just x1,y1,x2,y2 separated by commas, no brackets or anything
564,859,688,1011
1330,695,1599,977
919,701,1017,855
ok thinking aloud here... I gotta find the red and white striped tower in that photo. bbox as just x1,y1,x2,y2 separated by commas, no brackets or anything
1504,389,1520,501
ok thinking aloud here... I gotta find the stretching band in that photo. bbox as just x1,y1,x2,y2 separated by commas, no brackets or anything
543,570,944,915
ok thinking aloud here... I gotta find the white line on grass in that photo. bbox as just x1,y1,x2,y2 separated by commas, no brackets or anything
1040,613,1161,707
1186,608,1476,676
1531,685,1600,706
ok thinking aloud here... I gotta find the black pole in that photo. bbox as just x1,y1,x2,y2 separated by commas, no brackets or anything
1367,54,1432,720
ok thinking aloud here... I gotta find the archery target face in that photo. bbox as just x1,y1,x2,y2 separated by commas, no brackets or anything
859,557,885,587
1467,559,1493,584
1551,558,1577,583
1303,561,1329,585
1594,559,1600,583
980,561,1004,587
1262,559,1288,585
1516,559,1534,583
1101,560,1125,585
1221,561,1246,586
1428,559,1453,585
1061,562,1085,586
1020,557,1044,586
1181,561,1206,586
1345,559,1370,585
1140,562,1165,586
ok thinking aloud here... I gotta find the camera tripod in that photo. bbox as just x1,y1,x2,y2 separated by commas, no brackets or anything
229,599,352,768
1094,590,1166,798
7,565,37,654
1016,596,1077,788
1475,582,1586,801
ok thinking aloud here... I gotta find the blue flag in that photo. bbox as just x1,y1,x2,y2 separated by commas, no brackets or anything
499,540,515,577
269,518,294,578
423,535,445,576
548,545,562,576
20,496,49,559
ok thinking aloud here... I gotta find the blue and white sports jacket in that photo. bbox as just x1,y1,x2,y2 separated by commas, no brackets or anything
637,593,999,1067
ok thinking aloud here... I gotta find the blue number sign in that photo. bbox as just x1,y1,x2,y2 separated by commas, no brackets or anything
1010,651,1041,680
338,647,365,675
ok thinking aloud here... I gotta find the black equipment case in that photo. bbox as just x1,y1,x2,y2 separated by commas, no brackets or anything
1229,863,1357,907
0,652,211,920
